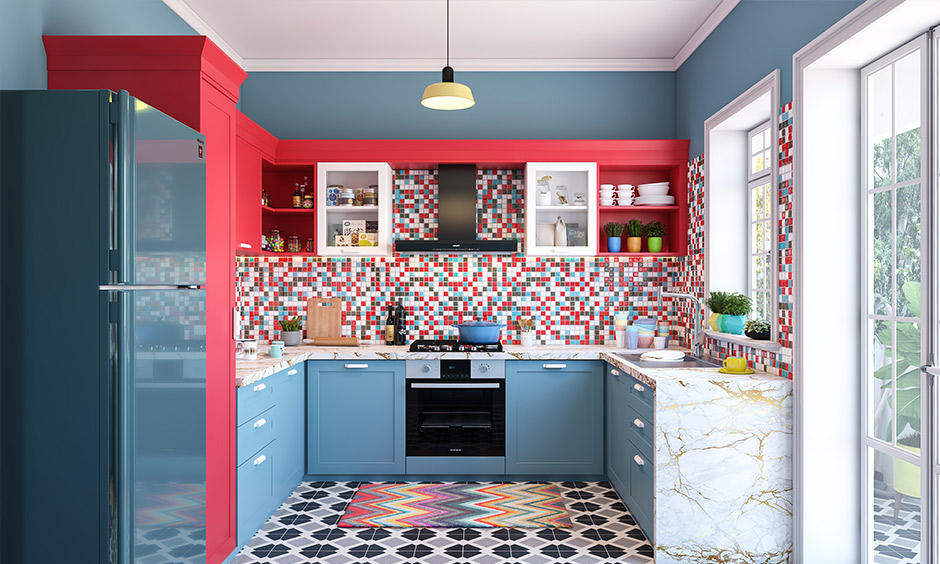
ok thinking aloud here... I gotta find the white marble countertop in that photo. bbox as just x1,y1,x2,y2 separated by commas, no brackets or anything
235,343,790,389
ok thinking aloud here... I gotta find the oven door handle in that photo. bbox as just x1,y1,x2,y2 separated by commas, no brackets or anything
409,383,501,389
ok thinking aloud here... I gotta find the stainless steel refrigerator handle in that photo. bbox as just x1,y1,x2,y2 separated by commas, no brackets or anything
99,285,203,291
111,90,133,285
112,292,134,564
409,383,501,389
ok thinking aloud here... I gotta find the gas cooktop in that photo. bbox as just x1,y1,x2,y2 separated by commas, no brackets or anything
409,339,504,352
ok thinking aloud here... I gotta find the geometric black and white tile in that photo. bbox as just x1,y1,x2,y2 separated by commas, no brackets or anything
873,478,921,564
233,481,654,563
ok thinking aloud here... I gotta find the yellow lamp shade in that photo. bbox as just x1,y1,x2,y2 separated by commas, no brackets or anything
420,80,475,110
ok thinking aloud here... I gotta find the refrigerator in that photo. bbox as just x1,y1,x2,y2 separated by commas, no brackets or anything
0,90,207,564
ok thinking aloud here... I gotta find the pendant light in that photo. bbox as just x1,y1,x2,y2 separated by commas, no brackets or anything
421,0,475,110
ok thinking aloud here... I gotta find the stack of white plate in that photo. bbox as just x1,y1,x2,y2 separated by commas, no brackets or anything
635,182,673,205
634,195,675,206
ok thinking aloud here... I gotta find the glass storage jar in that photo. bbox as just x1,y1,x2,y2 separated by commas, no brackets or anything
287,234,300,253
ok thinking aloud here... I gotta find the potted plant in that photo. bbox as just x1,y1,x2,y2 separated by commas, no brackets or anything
744,318,771,340
279,316,303,346
624,219,644,252
643,221,666,253
603,222,624,253
720,292,752,335
705,291,728,331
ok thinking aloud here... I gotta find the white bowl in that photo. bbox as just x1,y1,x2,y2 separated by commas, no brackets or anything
636,183,670,196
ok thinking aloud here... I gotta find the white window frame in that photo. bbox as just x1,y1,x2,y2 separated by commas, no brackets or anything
748,122,773,322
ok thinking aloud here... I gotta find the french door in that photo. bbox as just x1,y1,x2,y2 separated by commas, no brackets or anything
862,32,937,563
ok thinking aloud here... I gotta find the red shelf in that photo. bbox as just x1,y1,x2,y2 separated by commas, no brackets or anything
262,205,315,214
597,252,682,258
598,205,679,212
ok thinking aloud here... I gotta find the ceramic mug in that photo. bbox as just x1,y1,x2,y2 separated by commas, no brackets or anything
723,357,747,372
244,339,258,361
269,340,284,358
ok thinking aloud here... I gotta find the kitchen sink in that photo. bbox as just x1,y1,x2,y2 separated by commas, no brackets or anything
618,353,721,369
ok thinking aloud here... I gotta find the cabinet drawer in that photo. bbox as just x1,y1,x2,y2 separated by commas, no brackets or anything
237,440,277,544
237,406,277,467
627,374,654,415
627,441,654,542
237,378,276,426
626,405,654,458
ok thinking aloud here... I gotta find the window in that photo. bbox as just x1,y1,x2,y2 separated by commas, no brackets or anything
748,122,773,321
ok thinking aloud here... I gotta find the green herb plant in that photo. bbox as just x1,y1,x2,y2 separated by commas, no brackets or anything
706,291,729,315
723,292,753,316
624,219,644,238
279,316,302,332
603,222,624,237
643,221,666,238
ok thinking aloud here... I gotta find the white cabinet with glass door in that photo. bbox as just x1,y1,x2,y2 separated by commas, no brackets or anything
317,163,393,256
524,163,597,256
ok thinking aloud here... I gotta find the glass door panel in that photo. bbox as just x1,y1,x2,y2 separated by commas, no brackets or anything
863,34,929,563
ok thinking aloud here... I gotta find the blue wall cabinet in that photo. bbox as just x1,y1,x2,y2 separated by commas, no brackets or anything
506,361,604,475
271,365,305,495
307,361,406,474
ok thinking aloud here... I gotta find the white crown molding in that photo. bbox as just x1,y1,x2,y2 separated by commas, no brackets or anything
162,0,245,67
241,57,677,73
672,0,740,69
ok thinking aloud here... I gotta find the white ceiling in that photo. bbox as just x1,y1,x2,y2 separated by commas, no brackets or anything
163,0,739,72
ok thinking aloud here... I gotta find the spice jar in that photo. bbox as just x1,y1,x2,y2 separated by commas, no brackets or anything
287,234,300,253
327,185,342,207
363,185,378,206
305,237,315,253
261,189,270,206
268,228,284,252
354,188,364,206
339,188,356,206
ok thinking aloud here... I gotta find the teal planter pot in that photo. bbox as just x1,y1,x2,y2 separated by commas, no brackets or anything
607,236,622,253
722,315,746,335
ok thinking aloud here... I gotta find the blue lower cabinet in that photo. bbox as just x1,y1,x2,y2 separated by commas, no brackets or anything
307,360,406,474
237,440,277,546
626,441,655,543
605,365,631,504
506,361,604,475
272,365,305,494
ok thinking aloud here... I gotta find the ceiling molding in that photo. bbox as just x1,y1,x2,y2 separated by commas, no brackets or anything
241,57,677,73
162,0,244,67
672,0,740,69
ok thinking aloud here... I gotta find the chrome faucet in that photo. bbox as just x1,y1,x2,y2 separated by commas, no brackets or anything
656,287,704,358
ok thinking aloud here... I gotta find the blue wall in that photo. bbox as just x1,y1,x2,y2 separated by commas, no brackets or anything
239,71,676,140
0,0,194,90
676,0,865,156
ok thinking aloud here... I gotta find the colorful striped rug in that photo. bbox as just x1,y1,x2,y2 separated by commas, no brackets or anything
338,483,572,528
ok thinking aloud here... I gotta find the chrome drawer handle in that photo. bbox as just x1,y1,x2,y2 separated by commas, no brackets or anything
253,418,267,429
543,364,567,369
345,363,369,369
633,455,645,466
611,369,620,375
633,418,645,429
633,383,645,392
287,369,298,376
253,454,267,466
253,383,267,392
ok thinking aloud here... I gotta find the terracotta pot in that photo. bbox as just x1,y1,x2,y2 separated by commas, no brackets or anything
626,237,642,253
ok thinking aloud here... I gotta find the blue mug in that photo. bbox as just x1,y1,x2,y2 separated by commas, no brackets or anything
269,340,284,358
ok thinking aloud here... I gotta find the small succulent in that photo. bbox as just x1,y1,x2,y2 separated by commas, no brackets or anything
744,319,770,333
624,219,644,238
279,316,302,332
644,221,666,238
603,222,624,237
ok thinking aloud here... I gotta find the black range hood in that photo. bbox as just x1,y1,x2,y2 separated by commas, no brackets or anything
394,164,519,254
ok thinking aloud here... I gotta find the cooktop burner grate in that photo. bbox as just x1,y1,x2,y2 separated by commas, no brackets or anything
409,339,504,352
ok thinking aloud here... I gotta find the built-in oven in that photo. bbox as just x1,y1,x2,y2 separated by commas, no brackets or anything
405,359,505,457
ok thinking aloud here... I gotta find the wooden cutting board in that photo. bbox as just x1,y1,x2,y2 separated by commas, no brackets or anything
306,297,343,340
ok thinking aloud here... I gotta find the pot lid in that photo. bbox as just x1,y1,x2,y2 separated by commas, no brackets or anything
454,318,504,327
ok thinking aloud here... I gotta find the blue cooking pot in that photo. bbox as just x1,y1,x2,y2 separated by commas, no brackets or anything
452,318,506,344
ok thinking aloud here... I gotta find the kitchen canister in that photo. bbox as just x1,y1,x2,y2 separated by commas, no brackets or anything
327,185,342,206
338,188,356,206
363,185,378,206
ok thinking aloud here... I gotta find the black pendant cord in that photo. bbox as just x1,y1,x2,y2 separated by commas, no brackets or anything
446,0,450,67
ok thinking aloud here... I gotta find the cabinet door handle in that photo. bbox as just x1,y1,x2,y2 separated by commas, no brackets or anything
633,455,645,466
253,454,267,466
611,369,620,376
287,369,298,376
253,418,267,429
253,383,267,392
633,418,645,429
344,363,369,369
633,383,645,392
543,363,567,369
340,248,363,254
239,242,252,249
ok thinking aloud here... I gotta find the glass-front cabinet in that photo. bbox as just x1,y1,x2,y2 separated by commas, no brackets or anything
316,162,393,256
524,162,598,256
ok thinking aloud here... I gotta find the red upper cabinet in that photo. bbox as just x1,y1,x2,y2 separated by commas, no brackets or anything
44,35,247,564
235,111,278,254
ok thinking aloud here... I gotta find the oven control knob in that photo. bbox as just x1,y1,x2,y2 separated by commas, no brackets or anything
479,363,490,373
422,364,432,373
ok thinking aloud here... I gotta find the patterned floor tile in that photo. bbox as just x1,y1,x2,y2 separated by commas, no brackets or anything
234,481,653,563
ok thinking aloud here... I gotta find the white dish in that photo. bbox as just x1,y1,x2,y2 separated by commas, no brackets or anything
636,183,670,196
638,181,670,188
599,190,616,196
600,184,615,190
617,184,635,191
640,350,685,361
633,195,675,206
